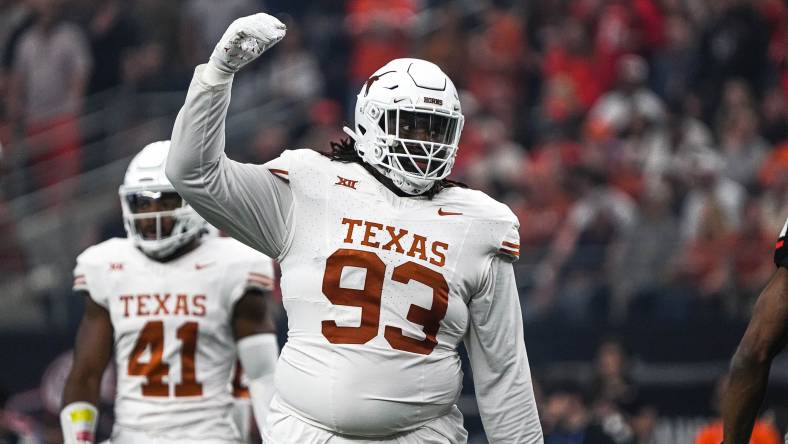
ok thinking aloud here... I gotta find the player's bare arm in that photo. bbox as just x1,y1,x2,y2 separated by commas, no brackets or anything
233,289,279,434
61,293,113,444
723,218,788,444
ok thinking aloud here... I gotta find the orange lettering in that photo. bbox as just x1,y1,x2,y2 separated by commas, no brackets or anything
120,295,133,318
430,242,449,267
153,293,171,316
407,235,428,261
137,294,151,316
382,226,408,253
361,221,383,248
174,294,189,315
341,218,363,244
192,295,206,317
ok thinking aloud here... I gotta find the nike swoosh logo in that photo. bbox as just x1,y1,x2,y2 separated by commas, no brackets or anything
195,262,215,270
393,98,407,103
438,208,463,216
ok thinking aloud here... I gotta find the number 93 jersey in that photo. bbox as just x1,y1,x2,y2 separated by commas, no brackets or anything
266,149,520,437
72,236,274,442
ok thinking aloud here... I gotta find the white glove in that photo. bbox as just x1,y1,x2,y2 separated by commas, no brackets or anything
210,13,286,74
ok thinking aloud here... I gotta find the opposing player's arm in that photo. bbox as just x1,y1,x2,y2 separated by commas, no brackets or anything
464,257,543,444
166,14,292,259
232,287,279,434
61,293,113,444
723,219,788,444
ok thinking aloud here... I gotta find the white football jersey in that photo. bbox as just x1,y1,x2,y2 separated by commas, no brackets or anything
72,236,274,441
264,150,520,436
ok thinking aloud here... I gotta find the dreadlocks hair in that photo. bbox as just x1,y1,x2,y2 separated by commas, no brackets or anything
322,137,466,200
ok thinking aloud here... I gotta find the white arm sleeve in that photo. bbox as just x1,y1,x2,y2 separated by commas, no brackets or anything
237,333,278,436
167,64,292,259
464,257,543,444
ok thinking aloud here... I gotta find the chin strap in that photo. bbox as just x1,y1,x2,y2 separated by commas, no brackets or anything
342,126,358,141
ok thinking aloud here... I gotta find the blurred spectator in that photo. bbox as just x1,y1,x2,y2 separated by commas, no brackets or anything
542,17,602,112
296,99,346,152
759,87,788,145
587,54,666,140
542,381,627,444
0,198,26,276
7,0,92,199
125,0,187,92
183,0,259,65
651,12,697,106
611,181,680,320
534,167,637,320
640,100,713,197
695,0,771,122
85,0,140,95
591,339,635,406
719,107,768,188
0,0,33,124
672,195,733,318
465,7,527,129
346,0,415,89
264,22,324,104
628,403,659,444
679,151,745,242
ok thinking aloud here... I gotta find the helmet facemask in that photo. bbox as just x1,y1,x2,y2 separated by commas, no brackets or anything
119,187,205,259
350,102,464,195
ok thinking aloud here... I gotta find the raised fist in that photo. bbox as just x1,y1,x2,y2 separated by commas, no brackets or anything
776,217,787,269
210,13,286,74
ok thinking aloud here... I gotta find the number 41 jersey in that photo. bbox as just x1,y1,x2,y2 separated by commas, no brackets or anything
266,149,521,437
72,236,274,441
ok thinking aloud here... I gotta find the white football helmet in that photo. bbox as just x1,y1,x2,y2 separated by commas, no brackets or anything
344,58,465,195
119,141,207,259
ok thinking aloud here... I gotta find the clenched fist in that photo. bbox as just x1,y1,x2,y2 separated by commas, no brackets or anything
210,13,286,74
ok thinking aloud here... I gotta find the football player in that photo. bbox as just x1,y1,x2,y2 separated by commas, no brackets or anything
166,13,543,443
722,217,788,444
60,141,279,444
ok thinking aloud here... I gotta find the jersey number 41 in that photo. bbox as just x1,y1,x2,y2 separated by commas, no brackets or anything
128,321,203,397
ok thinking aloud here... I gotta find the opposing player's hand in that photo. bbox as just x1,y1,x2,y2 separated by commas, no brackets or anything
776,217,787,269
210,13,286,74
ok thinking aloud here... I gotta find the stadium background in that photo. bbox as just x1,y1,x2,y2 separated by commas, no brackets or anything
0,0,786,442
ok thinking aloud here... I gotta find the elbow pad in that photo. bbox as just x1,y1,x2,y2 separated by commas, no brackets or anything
60,402,98,444
776,218,787,269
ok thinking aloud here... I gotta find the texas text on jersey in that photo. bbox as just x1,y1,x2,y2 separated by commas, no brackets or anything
73,234,273,441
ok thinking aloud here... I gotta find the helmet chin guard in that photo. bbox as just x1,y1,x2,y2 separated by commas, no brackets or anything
119,141,207,259
345,58,464,195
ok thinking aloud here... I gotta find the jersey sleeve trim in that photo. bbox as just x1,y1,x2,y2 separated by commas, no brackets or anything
246,272,274,291
498,241,520,260
73,274,88,292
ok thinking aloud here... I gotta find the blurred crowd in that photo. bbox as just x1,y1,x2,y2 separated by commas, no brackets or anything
0,2,788,438
3,0,783,324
